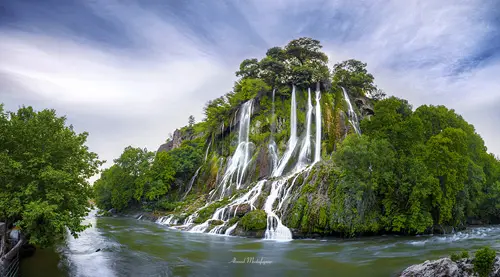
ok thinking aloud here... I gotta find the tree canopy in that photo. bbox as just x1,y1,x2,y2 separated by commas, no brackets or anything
0,105,102,248
334,97,500,234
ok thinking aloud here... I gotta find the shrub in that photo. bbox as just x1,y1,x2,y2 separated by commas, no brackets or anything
450,252,461,262
461,251,469,259
240,210,267,231
228,216,240,226
473,246,496,277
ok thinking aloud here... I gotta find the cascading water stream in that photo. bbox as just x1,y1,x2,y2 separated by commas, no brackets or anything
296,88,313,170
341,86,361,135
204,141,212,161
183,166,201,199
218,100,254,198
273,85,298,177
269,89,279,172
314,84,321,164
264,179,293,241
224,223,238,235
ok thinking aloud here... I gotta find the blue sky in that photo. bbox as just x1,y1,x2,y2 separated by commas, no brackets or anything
1,0,499,175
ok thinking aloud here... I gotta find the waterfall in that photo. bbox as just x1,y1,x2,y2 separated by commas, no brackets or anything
341,87,361,135
224,223,238,235
264,179,293,241
183,166,201,199
314,84,321,163
219,100,254,198
273,85,298,177
269,89,278,172
296,88,313,170
278,174,300,210
204,141,212,161
268,141,279,173
262,85,303,241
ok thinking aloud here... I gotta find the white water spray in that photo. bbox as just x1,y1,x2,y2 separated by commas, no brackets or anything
314,84,322,163
183,166,201,199
297,88,313,169
341,87,361,135
224,223,238,235
219,100,254,198
273,85,298,177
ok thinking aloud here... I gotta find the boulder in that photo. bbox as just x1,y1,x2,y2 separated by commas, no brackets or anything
400,258,463,277
400,257,500,277
230,204,251,217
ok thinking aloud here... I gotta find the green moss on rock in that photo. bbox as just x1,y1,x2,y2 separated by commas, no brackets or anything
240,209,267,231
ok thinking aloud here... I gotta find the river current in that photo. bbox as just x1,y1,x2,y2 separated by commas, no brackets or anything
20,212,500,277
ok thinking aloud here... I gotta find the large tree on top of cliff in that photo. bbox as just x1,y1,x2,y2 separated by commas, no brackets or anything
235,37,330,89
0,105,102,251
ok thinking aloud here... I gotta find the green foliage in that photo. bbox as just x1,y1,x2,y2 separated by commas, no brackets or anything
194,199,229,224
473,246,496,277
94,139,203,212
332,59,378,97
450,250,469,262
240,210,267,231
227,216,240,226
0,105,102,247
450,252,461,262
331,97,500,235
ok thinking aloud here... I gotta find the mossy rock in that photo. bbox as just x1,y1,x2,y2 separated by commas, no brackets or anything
227,216,240,226
209,219,224,226
240,209,267,231
231,204,251,217
193,198,230,224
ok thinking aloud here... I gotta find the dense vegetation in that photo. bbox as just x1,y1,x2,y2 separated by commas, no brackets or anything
332,98,500,234
93,37,500,237
0,105,102,252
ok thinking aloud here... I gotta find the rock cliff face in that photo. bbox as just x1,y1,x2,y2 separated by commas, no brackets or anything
400,257,500,277
152,85,374,239
157,129,183,153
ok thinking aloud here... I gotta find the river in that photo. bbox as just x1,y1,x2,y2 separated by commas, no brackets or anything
20,212,500,277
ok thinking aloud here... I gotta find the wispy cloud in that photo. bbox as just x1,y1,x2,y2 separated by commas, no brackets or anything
1,0,499,177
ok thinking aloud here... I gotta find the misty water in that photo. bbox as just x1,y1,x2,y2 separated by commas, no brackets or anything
20,212,500,277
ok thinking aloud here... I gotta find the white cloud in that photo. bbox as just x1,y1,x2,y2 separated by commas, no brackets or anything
1,0,499,185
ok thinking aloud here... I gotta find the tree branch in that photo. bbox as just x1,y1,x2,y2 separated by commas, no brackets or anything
0,235,25,262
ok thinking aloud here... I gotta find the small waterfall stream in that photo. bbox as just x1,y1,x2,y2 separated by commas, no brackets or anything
314,84,321,163
296,88,313,170
341,86,361,135
218,100,254,198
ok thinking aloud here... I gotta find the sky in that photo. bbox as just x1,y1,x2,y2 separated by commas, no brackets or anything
1,0,499,181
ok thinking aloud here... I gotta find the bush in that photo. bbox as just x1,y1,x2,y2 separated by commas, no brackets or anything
240,210,267,231
156,200,179,211
450,252,461,262
451,250,469,262
473,246,496,277
228,216,240,226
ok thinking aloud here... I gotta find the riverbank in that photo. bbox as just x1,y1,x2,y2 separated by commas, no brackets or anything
105,208,492,240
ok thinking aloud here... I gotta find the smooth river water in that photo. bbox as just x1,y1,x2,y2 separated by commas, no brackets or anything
20,212,500,277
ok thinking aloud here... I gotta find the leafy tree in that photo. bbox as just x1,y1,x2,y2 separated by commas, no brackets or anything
332,59,377,97
236,58,260,79
145,152,176,201
0,105,102,249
